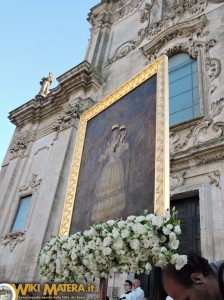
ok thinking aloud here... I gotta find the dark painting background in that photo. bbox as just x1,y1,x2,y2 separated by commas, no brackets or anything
70,75,157,233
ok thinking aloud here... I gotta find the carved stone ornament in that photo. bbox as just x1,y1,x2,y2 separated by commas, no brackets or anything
104,1,208,66
1,232,25,252
19,173,42,195
170,103,224,157
88,0,143,28
208,171,220,188
52,103,81,132
10,138,27,159
170,171,186,191
197,150,224,165
104,30,145,66
208,0,224,2
205,58,221,83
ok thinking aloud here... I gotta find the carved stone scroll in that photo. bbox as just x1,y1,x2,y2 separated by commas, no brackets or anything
208,171,220,188
52,103,81,132
10,139,27,159
170,171,186,191
1,232,25,252
205,58,221,83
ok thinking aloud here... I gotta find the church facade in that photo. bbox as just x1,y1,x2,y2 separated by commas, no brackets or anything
0,0,224,298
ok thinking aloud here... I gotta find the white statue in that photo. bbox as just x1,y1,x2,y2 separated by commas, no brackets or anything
38,72,53,97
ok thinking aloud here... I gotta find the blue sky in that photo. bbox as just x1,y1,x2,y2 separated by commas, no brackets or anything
0,0,99,166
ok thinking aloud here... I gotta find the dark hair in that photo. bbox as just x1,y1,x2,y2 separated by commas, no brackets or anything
125,280,133,287
163,252,214,288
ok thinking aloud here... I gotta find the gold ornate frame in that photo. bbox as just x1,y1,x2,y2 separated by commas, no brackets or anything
59,55,169,237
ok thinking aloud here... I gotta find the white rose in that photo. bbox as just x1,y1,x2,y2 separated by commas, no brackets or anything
152,246,161,256
55,258,62,274
174,254,188,270
145,262,152,271
121,229,129,238
127,215,136,221
169,239,179,250
39,253,47,265
148,236,159,247
133,223,146,235
147,214,155,222
167,224,173,230
96,238,102,245
107,220,115,226
169,232,177,241
143,239,150,248
45,254,51,264
135,216,145,222
63,269,69,278
162,226,171,235
112,228,120,238
130,239,140,250
152,215,164,228
103,236,112,246
117,220,126,229
88,240,96,249
160,246,168,253
174,225,181,235
102,247,112,255
113,238,123,249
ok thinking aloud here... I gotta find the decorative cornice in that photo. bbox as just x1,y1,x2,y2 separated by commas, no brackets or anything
197,149,224,165
140,15,208,60
8,61,103,128
170,101,224,160
1,232,25,252
88,0,143,28
208,0,224,2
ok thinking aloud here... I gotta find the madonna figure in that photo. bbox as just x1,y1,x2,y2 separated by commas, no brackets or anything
91,124,129,223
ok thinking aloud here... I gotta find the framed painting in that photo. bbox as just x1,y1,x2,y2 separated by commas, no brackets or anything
59,55,169,237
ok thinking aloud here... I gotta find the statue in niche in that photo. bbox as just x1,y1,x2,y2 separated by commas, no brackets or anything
91,124,129,223
38,72,53,97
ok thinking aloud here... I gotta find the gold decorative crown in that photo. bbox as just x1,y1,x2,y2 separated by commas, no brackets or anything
111,123,119,131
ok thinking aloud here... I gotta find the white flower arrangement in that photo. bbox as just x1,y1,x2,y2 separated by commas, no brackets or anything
39,208,187,282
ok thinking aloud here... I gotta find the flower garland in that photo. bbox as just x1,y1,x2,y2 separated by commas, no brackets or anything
39,208,187,282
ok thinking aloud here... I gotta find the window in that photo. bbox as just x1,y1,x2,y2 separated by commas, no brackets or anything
169,53,200,126
11,195,31,232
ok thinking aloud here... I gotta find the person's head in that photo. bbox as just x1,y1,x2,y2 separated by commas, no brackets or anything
123,280,132,292
162,252,221,300
133,278,141,289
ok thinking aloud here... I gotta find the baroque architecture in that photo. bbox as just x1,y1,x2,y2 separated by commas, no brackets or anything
0,0,224,298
